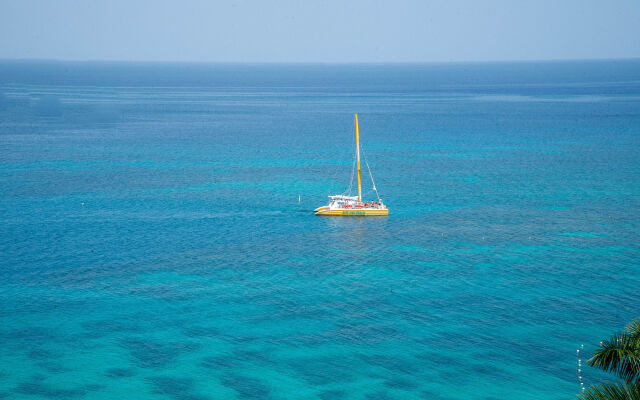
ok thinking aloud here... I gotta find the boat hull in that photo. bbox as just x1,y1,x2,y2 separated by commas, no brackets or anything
314,208,389,216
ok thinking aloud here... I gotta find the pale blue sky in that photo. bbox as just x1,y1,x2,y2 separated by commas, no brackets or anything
1,0,639,62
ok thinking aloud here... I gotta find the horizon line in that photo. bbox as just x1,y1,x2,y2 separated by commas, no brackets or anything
1,56,639,66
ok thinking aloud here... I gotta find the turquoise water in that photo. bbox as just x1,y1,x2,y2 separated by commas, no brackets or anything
1,60,639,399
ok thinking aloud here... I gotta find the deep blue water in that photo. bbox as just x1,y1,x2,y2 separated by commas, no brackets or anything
1,60,639,400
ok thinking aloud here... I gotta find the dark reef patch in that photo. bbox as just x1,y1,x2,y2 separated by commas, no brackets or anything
384,376,419,390
148,376,210,400
15,381,85,399
182,325,220,338
361,354,418,375
26,348,57,360
105,367,136,378
285,357,353,385
231,348,268,364
201,355,237,370
365,390,397,400
85,383,106,392
328,321,401,344
419,390,458,400
469,363,513,381
200,347,271,372
318,390,346,400
121,338,200,369
82,319,142,338
220,374,271,399
35,360,71,373
416,351,465,369
1,326,61,344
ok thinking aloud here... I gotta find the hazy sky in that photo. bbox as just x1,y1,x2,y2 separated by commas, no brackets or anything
1,0,639,63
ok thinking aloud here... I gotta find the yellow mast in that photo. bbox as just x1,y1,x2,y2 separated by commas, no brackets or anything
355,113,362,202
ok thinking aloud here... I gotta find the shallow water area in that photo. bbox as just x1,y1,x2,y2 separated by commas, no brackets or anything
1,60,639,399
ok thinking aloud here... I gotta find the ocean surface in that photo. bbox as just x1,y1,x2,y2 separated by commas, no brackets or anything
1,60,639,400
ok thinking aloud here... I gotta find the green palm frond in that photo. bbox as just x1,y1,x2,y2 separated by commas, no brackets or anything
588,320,640,384
578,382,640,400
625,319,640,339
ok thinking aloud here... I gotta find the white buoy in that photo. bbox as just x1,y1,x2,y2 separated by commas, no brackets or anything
298,194,301,204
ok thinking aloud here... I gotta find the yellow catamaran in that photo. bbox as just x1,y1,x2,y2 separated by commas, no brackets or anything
314,114,389,216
